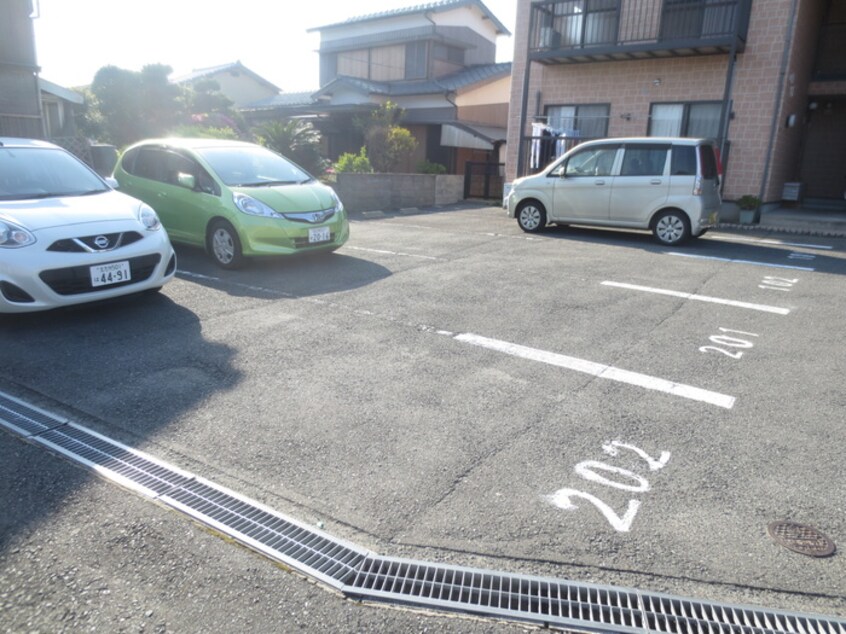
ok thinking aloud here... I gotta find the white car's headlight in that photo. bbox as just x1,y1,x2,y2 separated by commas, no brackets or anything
233,192,281,217
0,218,36,248
137,203,161,231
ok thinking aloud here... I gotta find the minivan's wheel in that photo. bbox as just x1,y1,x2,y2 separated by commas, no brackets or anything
207,220,244,269
516,201,547,233
652,210,690,246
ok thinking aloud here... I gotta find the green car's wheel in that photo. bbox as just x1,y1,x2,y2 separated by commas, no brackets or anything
207,219,244,269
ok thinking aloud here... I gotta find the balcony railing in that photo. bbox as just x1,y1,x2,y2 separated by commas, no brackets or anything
529,0,750,63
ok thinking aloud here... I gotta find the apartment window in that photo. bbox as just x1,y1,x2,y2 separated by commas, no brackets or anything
545,104,610,139
649,102,721,139
661,0,737,40
405,41,427,79
547,0,619,48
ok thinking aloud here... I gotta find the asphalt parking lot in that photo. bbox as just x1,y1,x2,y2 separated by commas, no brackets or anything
2,204,845,632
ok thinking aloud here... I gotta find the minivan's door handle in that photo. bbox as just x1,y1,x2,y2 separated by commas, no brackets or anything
594,179,606,186
650,179,662,185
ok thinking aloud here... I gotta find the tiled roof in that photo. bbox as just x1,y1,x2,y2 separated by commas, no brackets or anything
243,91,318,110
312,62,511,100
309,0,509,36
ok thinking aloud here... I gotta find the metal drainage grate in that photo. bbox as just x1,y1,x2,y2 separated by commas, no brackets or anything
33,423,194,498
345,557,846,633
162,477,369,589
1,390,845,634
345,556,644,631
0,391,67,436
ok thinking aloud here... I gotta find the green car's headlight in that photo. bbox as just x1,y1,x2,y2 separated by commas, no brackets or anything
233,192,281,217
0,218,36,248
328,187,345,213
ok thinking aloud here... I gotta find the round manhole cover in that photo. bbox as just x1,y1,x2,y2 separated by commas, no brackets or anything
767,521,836,557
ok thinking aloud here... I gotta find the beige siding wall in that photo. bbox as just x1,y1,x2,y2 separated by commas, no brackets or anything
370,45,405,81
338,49,369,79
457,104,509,127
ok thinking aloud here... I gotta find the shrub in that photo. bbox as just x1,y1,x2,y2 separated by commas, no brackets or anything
737,195,761,210
167,124,240,140
417,160,447,174
335,147,373,173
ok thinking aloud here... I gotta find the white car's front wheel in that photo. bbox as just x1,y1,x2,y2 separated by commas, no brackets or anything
516,201,547,233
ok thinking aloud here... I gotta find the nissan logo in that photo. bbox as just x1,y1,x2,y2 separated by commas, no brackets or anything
93,235,110,249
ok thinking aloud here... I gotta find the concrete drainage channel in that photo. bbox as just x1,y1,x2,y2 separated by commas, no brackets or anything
2,390,844,634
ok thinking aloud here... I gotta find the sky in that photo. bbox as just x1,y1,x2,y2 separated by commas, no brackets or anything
32,0,517,92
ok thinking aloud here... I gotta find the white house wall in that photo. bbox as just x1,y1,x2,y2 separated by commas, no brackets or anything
319,15,433,43
208,71,278,108
319,6,498,46
432,6,499,43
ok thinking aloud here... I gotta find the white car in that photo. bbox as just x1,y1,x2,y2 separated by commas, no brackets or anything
506,137,722,245
0,138,176,313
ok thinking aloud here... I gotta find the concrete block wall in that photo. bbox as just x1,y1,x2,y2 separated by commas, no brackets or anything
335,173,465,212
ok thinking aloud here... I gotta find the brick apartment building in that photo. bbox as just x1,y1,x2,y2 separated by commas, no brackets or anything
505,0,846,211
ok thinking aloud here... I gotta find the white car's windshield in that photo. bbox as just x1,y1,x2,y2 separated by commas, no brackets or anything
196,146,312,187
0,147,109,201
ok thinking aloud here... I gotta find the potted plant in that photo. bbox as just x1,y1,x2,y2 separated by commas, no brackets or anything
737,195,761,224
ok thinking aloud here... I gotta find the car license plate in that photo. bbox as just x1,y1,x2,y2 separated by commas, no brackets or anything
308,226,330,243
90,261,131,287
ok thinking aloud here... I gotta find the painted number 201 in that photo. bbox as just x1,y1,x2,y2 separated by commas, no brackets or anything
759,276,799,292
546,441,670,533
699,327,758,359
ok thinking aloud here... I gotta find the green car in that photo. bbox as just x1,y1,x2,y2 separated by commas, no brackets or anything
113,138,349,269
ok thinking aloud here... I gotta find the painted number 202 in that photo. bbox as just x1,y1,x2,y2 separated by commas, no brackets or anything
545,441,670,533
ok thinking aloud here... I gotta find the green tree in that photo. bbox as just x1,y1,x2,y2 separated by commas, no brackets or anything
184,78,234,115
90,65,145,147
255,119,329,176
139,64,183,136
90,64,186,147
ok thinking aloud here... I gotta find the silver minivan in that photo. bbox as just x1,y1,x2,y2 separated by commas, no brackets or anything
505,137,721,245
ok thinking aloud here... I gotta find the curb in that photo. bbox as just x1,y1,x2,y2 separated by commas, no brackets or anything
715,222,846,239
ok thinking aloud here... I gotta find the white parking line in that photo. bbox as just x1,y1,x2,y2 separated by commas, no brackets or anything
706,235,833,250
344,245,442,260
601,281,791,315
453,333,735,409
666,251,815,271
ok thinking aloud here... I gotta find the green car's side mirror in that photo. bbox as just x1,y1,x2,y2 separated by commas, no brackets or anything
177,172,196,190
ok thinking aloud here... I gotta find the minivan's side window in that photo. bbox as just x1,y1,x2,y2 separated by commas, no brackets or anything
564,146,617,177
620,145,669,176
670,145,697,175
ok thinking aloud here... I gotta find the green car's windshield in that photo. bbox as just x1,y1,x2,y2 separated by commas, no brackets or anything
196,146,311,187
0,147,109,201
